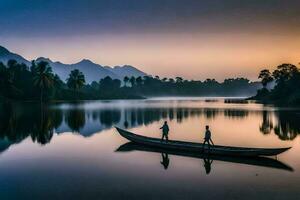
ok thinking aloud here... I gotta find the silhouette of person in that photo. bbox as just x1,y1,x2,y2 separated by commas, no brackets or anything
160,121,169,141
203,157,213,174
160,153,170,169
202,125,214,152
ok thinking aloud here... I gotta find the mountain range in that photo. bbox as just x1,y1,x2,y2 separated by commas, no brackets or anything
0,46,147,83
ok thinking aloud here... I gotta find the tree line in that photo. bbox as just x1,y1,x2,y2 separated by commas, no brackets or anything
255,63,300,105
120,75,259,97
0,59,261,102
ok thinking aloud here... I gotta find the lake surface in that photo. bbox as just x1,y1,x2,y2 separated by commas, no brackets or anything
0,98,300,200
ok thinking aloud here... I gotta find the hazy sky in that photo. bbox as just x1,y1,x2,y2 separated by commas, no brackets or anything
1,0,300,80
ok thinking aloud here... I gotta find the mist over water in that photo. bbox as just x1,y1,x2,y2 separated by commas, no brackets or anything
0,98,299,199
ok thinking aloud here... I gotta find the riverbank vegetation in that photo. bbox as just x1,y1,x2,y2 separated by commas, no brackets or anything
253,63,300,105
0,59,261,102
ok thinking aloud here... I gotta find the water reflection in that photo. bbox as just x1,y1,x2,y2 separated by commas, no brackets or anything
0,102,62,146
116,142,293,172
203,157,213,175
160,153,170,170
66,109,86,132
259,110,300,140
260,111,273,135
274,111,300,141
0,100,299,154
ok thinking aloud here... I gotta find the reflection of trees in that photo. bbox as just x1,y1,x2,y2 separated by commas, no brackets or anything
273,111,300,140
121,108,250,129
0,102,63,145
258,110,300,140
224,110,248,118
203,109,217,119
0,103,20,142
176,108,183,122
66,109,85,132
31,108,54,145
2,100,299,150
259,111,273,135
99,110,121,127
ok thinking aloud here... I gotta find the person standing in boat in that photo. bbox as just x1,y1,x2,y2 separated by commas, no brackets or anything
203,125,214,151
160,121,169,141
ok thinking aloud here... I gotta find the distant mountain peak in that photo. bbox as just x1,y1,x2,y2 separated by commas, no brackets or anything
119,65,134,69
0,46,10,54
0,45,30,65
36,57,52,63
0,45,148,83
77,59,95,65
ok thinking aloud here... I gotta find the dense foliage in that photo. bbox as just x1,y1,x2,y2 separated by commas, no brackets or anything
254,63,300,105
122,76,259,97
0,59,260,101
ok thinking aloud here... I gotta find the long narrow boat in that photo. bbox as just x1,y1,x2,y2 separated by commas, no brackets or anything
115,127,291,157
116,142,293,171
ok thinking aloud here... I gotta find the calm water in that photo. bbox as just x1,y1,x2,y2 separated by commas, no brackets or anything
0,98,300,200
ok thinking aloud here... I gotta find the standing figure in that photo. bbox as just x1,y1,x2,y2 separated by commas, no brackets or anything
203,125,214,151
160,121,169,141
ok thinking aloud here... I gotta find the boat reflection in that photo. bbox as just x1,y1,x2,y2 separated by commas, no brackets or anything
116,142,293,172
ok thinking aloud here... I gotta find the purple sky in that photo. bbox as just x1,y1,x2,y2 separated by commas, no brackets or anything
1,0,300,80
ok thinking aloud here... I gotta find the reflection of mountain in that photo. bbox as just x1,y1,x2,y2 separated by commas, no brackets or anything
0,101,299,154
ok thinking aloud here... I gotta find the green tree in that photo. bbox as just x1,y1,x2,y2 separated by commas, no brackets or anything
66,69,86,98
129,76,136,87
0,62,10,94
258,69,273,88
99,76,121,92
272,64,298,83
123,76,129,87
162,77,168,82
33,61,54,103
175,77,183,83
53,74,64,89
136,76,143,86
168,78,175,83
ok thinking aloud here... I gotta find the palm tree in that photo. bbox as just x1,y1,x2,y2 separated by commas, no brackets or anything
33,61,54,103
66,69,86,99
123,76,129,87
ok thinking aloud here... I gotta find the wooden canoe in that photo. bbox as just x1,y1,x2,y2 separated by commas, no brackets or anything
115,127,291,157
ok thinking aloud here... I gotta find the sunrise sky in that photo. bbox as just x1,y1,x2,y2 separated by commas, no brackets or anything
1,0,299,80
